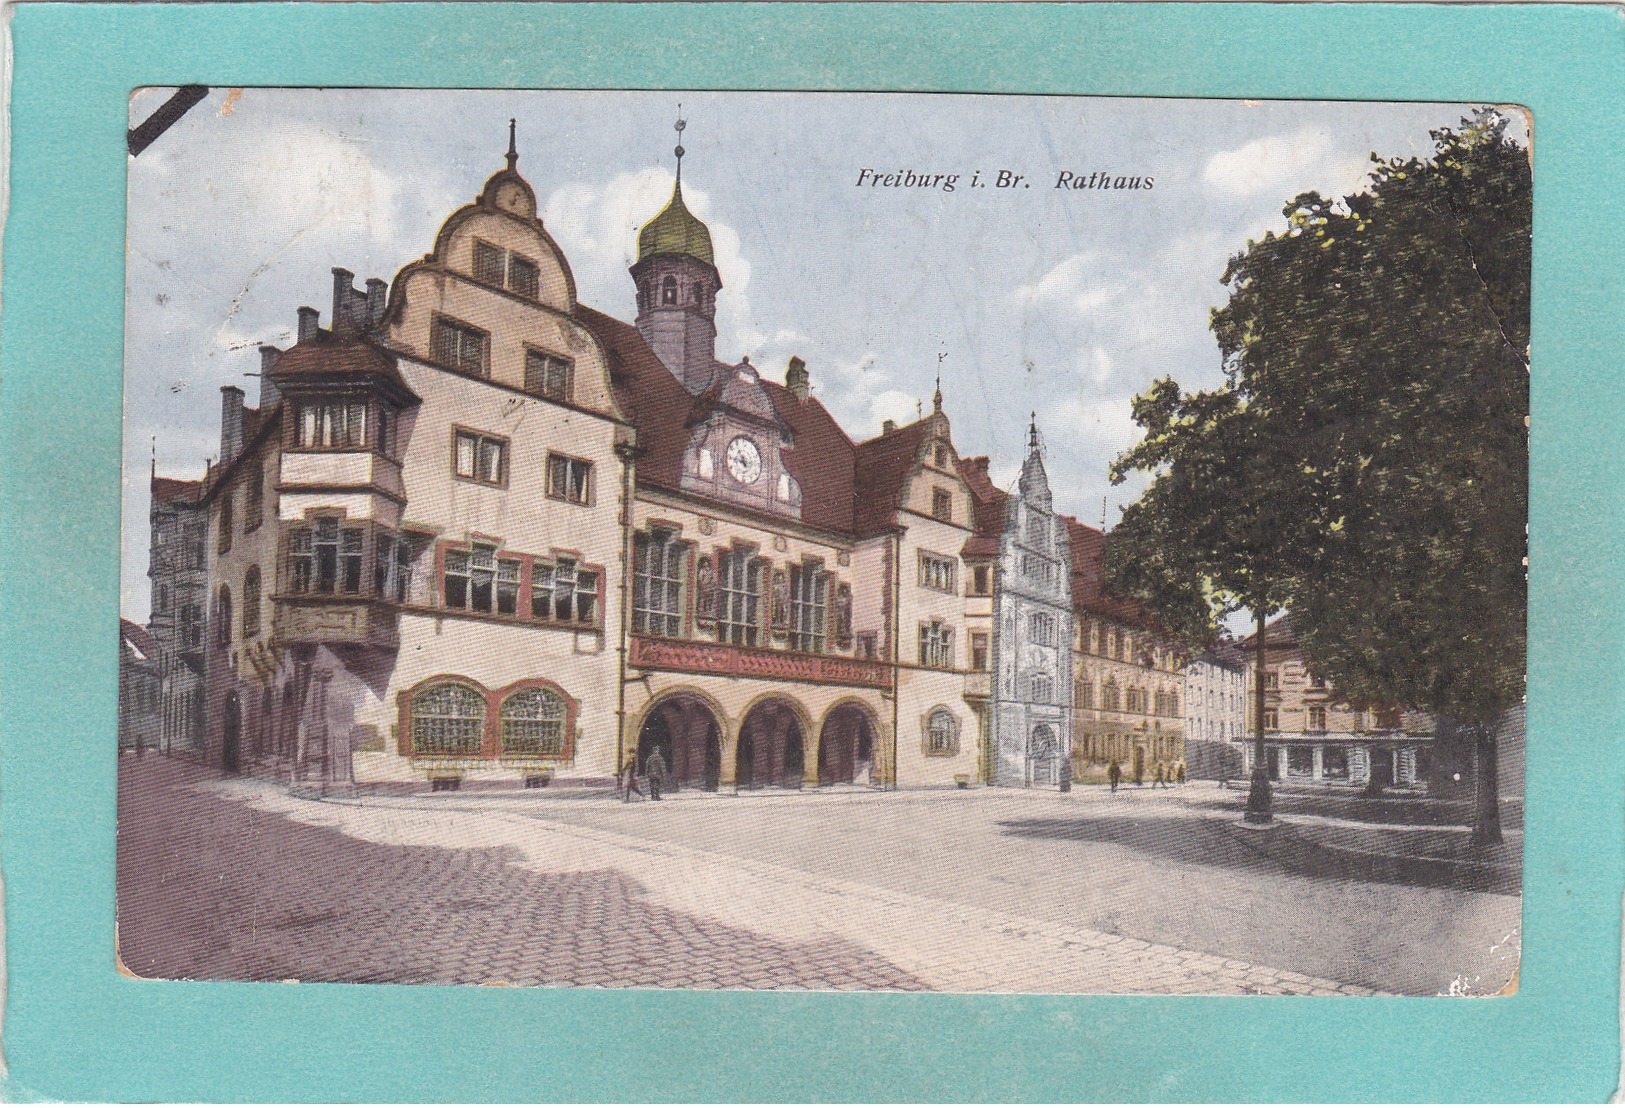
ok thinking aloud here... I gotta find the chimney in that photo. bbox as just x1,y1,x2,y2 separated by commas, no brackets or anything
786,356,810,402
366,278,388,326
882,418,897,435
220,385,245,465
258,345,282,410
331,268,355,330
297,306,320,343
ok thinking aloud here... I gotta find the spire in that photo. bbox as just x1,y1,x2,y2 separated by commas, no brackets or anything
1029,412,1040,453
933,351,944,413
673,106,686,187
505,118,518,171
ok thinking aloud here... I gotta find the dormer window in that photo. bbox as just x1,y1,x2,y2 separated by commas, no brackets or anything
934,443,948,467
931,488,953,522
296,400,367,449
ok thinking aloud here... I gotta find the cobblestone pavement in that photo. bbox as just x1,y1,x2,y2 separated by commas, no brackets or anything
108,757,1506,995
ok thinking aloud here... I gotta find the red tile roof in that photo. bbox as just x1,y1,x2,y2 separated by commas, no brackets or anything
760,380,858,535
150,476,202,504
852,418,934,535
1063,515,1169,634
120,618,157,658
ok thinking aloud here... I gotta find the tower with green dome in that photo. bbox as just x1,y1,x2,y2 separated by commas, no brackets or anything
631,115,723,393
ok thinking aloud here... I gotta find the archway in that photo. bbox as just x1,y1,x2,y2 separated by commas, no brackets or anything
737,698,806,789
222,692,242,773
818,702,878,785
1030,723,1058,786
638,693,723,792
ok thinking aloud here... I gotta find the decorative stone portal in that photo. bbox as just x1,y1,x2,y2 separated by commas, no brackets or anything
638,694,722,792
818,703,877,786
1030,723,1058,786
737,699,805,789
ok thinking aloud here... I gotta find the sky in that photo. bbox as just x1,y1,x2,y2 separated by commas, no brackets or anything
122,89,1513,621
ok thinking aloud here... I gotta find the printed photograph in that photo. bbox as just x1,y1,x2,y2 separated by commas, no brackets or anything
117,89,1527,996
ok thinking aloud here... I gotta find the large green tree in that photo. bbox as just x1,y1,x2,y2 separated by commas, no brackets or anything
1209,111,1528,845
1110,110,1528,843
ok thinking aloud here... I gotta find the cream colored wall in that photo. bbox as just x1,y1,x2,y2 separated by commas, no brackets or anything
1072,615,1186,764
211,438,285,684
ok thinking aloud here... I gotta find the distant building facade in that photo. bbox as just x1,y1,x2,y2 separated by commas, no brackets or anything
118,619,161,753
147,475,207,756
1242,615,1436,791
1183,642,1248,779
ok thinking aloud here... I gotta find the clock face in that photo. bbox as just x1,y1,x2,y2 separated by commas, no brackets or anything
725,436,762,485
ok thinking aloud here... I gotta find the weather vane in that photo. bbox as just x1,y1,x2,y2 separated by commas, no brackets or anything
674,106,686,184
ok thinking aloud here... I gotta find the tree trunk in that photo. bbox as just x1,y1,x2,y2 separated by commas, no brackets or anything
1471,720,1503,847
1244,609,1274,825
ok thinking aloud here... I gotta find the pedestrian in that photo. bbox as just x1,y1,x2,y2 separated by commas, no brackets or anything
622,755,643,803
1107,760,1121,793
646,747,667,802
1154,763,1166,788
1176,762,1187,785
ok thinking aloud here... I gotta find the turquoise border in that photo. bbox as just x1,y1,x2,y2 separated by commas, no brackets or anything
2,3,1618,1101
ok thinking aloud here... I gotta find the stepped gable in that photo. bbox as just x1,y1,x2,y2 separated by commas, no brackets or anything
150,475,202,504
852,418,934,536
759,379,857,535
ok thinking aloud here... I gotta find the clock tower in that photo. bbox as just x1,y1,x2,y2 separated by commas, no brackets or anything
678,357,803,520
631,115,722,394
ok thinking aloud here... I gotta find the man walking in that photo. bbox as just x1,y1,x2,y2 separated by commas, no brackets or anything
622,754,643,803
646,747,668,802
1107,760,1121,793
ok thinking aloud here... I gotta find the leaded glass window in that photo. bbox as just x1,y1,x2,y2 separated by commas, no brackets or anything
633,530,684,637
499,687,566,756
411,683,484,756
789,564,827,653
718,549,761,646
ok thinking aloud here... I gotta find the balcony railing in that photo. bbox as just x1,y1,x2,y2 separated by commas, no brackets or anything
273,596,399,650
629,635,891,690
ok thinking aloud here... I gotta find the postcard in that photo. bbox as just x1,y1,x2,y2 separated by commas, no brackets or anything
114,88,1526,1000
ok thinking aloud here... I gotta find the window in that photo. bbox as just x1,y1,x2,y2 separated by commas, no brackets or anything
245,466,264,531
288,518,361,595
1308,706,1327,732
1288,746,1314,775
508,255,540,300
1075,679,1094,709
1112,630,1125,660
215,585,232,646
925,708,959,756
1323,747,1350,778
918,620,953,669
717,549,761,646
969,564,991,596
432,316,489,376
473,240,507,286
1022,554,1053,584
1030,674,1053,704
445,543,519,615
1029,612,1055,646
933,443,948,467
374,533,414,603
856,631,878,660
154,585,170,614
633,530,684,637
1263,708,1279,730
499,687,566,756
1351,710,1366,733
1309,673,1327,690
661,275,678,305
1265,669,1280,690
410,683,485,756
217,493,234,554
297,400,367,449
1125,686,1146,714
971,631,989,671
241,566,261,638
525,349,572,401
789,564,828,653
931,488,952,522
546,453,592,505
918,552,956,593
1102,680,1121,711
454,430,506,486
532,557,598,625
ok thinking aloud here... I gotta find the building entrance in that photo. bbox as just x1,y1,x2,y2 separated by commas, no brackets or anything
1030,723,1058,786
817,703,877,785
638,694,722,792
222,692,242,773
737,699,805,789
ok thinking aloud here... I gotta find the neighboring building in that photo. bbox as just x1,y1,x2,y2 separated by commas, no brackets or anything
159,129,1011,791
118,619,161,753
1240,615,1436,791
984,421,1074,787
147,474,207,756
1183,641,1248,779
1066,520,1188,784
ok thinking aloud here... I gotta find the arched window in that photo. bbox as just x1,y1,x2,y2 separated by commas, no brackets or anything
499,687,567,756
924,707,959,756
410,682,485,756
661,275,678,305
241,566,261,638
215,585,232,646
217,493,234,554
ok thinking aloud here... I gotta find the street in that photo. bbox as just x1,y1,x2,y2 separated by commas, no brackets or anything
117,757,1519,996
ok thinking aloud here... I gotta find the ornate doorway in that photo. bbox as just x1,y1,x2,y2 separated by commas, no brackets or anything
818,702,878,785
638,694,723,791
738,699,806,789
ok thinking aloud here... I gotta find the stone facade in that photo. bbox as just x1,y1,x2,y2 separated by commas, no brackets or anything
1183,643,1248,779
146,475,208,757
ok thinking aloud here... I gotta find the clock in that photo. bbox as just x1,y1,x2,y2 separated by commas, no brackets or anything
725,436,762,485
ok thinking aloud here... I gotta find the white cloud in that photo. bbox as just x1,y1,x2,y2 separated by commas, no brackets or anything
1203,127,1372,205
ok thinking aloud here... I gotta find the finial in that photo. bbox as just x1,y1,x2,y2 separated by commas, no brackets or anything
673,105,686,186
1029,412,1040,452
150,436,156,480
934,351,944,413
917,399,923,420
506,118,518,171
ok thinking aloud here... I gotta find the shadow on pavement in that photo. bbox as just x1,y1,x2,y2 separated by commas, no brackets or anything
1183,788,1524,830
996,808,1521,897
